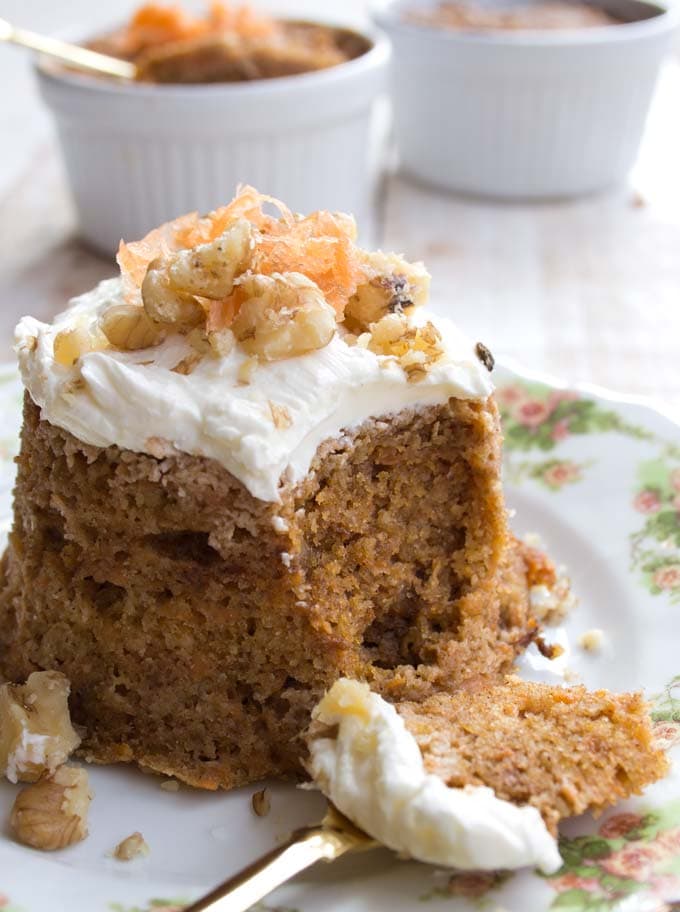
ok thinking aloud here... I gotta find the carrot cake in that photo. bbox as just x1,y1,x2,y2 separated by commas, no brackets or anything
1,186,550,790
306,678,667,871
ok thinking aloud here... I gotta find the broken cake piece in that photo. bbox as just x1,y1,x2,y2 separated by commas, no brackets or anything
306,678,668,870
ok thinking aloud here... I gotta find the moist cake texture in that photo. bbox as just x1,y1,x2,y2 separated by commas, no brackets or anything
397,677,669,834
1,186,547,789
0,394,535,788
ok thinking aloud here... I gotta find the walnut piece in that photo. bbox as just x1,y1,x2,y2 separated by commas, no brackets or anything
167,218,254,299
232,272,336,361
142,258,205,328
251,787,271,817
113,831,150,861
10,766,92,851
367,314,445,381
268,401,292,429
0,671,81,784
100,304,168,351
345,251,430,332
53,324,105,367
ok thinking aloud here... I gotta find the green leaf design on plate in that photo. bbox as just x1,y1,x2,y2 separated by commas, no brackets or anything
630,459,680,602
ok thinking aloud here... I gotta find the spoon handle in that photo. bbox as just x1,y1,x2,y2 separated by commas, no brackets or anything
1,19,136,79
184,824,357,912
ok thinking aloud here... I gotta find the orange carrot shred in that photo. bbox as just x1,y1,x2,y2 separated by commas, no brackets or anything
117,186,367,318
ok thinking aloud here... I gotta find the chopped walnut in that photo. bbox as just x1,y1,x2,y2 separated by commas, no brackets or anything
251,787,271,817
368,314,445,381
53,324,105,367
10,766,92,851
160,778,180,792
167,218,254,299
100,304,167,351
171,351,203,375
345,251,430,332
237,355,259,385
113,831,150,861
208,328,236,358
141,258,205,328
232,272,336,361
268,401,292,429
0,671,81,784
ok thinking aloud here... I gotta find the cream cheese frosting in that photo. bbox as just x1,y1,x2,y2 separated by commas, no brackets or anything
307,679,562,874
15,277,494,503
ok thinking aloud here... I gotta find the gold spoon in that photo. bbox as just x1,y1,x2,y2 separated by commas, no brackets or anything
184,804,377,912
0,16,137,80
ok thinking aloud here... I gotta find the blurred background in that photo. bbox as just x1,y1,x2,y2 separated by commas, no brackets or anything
1,0,679,413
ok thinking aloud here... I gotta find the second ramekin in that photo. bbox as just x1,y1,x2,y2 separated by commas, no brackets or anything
36,24,390,255
374,0,679,199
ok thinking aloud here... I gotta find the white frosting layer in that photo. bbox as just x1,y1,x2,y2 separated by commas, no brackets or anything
307,679,561,874
15,278,494,503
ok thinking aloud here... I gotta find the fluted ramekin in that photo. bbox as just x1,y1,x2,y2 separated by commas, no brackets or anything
36,24,390,254
374,0,678,199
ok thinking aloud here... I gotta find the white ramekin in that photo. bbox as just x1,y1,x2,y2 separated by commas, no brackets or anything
374,0,679,199
36,25,390,255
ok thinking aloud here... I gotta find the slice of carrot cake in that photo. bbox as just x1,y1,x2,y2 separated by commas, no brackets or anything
306,678,668,871
1,187,548,790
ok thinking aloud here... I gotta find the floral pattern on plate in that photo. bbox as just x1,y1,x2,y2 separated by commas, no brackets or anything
630,459,680,603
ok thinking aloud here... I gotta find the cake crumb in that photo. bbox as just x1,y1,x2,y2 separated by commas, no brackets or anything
113,831,150,861
578,628,604,653
252,787,271,817
160,779,180,792
529,570,576,626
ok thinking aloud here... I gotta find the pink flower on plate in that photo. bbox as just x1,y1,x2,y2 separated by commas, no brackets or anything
496,384,527,407
543,461,581,489
655,827,680,856
515,399,552,428
653,565,680,591
670,468,680,492
600,842,663,881
634,489,662,514
446,872,500,898
599,813,644,839
653,720,680,750
651,872,680,899
547,389,580,411
551,872,601,893
0,896,8,909
551,418,571,442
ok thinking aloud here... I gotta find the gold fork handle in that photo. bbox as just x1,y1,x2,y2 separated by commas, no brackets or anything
184,825,355,912
1,19,137,80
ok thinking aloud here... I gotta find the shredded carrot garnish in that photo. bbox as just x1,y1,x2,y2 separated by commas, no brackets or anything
115,2,276,56
117,186,367,318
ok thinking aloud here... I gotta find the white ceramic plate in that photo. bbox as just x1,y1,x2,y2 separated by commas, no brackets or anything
1,362,679,912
